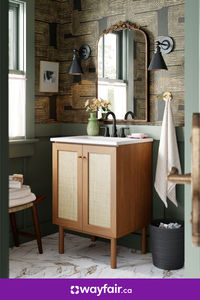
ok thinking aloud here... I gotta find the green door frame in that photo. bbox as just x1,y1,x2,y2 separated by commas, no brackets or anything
0,0,9,278
185,0,200,278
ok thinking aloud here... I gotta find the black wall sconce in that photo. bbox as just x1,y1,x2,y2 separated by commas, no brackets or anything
68,45,91,75
148,37,174,71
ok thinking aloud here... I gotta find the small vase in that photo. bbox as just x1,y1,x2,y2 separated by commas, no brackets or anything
87,112,99,136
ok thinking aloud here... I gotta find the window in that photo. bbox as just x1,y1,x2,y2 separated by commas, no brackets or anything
98,32,123,80
98,31,127,118
9,0,26,138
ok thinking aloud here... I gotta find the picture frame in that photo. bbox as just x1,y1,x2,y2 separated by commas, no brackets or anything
39,61,59,92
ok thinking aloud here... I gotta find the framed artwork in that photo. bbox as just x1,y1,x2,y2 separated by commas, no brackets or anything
40,61,59,92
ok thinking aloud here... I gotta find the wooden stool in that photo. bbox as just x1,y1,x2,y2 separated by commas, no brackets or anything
9,196,45,254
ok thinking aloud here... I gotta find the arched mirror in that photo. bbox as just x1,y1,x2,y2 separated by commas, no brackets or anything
96,21,148,122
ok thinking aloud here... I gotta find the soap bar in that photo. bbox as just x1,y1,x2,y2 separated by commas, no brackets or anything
127,133,148,139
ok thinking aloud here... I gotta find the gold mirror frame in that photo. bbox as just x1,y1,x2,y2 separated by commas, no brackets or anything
96,21,149,123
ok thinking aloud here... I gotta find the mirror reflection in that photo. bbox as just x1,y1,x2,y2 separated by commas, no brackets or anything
97,26,147,121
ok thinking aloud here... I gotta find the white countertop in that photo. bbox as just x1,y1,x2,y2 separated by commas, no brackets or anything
50,136,153,146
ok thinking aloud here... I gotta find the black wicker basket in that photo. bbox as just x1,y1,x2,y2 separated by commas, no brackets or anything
150,219,184,270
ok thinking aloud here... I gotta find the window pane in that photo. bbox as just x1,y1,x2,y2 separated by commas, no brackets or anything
9,4,19,70
104,34,117,79
98,37,103,78
98,81,127,119
9,74,26,138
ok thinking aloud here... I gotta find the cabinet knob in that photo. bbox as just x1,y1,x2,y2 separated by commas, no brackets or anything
78,156,82,159
82,156,87,159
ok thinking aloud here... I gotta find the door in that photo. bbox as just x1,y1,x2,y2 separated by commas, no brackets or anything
52,143,83,230
184,0,200,277
82,145,117,238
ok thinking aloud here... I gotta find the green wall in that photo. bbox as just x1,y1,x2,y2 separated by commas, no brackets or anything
9,138,57,247
0,0,9,279
184,0,200,278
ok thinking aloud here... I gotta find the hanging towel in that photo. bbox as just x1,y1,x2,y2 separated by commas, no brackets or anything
154,97,182,207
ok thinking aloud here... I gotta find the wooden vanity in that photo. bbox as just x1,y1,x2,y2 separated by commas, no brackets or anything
51,136,152,268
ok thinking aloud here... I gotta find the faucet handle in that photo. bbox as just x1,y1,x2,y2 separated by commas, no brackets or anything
119,127,129,138
100,126,110,137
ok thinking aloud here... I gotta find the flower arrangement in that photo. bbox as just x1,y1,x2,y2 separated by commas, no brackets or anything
85,98,111,113
100,98,111,112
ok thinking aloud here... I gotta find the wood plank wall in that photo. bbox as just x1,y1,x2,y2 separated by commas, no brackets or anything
35,0,184,126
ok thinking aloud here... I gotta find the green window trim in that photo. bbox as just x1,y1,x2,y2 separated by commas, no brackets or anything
8,0,35,140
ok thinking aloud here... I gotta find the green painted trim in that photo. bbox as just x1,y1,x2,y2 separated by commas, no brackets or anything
25,0,35,138
0,0,9,278
9,142,37,158
184,0,200,278
9,138,38,144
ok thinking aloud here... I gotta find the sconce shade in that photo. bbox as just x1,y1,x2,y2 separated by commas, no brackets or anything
68,50,83,75
148,45,168,71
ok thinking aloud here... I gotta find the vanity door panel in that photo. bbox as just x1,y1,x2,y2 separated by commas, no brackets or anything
82,145,117,238
52,143,83,230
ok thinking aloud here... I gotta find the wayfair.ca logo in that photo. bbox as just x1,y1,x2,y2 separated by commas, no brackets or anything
70,286,80,295
70,284,133,296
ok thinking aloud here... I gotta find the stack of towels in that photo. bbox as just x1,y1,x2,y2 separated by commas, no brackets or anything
9,174,36,208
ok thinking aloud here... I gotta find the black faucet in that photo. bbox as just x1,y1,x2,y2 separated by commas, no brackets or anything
124,111,135,120
105,111,117,137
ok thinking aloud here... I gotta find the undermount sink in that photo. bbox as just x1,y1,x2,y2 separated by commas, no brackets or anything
50,135,153,146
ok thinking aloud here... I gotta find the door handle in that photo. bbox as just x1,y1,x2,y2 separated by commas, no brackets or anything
167,113,200,247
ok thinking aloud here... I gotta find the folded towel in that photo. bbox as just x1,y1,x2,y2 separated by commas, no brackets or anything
9,193,36,208
9,174,23,183
9,185,31,200
9,180,22,189
154,97,182,207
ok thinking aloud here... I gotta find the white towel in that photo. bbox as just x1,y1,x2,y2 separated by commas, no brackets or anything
154,97,182,207
9,193,36,208
9,185,31,200
9,180,22,189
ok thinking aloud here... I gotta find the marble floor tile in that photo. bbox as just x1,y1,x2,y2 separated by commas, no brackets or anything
9,233,184,278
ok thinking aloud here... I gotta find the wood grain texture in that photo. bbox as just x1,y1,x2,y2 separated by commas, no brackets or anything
116,142,152,238
35,0,184,126
111,238,117,269
191,114,200,246
59,225,64,254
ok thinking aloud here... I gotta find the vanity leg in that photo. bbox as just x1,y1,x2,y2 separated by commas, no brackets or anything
91,236,96,242
59,226,64,254
111,238,117,269
141,227,147,254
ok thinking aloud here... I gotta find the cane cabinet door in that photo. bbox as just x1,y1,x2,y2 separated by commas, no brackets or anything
82,145,117,238
52,143,83,230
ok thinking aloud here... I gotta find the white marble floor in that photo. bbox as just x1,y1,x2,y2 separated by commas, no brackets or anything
9,233,184,278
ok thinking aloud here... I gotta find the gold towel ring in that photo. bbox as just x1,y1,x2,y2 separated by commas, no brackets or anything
156,91,173,101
